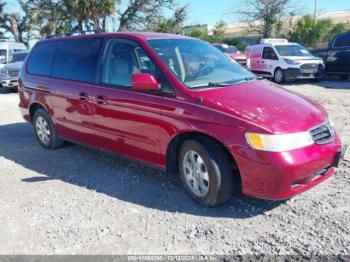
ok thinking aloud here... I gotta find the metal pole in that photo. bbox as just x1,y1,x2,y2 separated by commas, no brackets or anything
314,0,317,20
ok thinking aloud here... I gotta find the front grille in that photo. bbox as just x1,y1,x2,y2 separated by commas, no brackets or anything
236,59,247,66
309,122,334,144
8,70,19,77
300,63,320,74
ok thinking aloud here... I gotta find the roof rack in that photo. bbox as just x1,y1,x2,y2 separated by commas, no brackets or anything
46,30,104,39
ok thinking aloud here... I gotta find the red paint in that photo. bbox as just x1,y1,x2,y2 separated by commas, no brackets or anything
18,32,342,200
131,73,160,91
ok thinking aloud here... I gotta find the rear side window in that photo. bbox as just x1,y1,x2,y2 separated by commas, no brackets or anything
52,38,102,83
333,34,350,48
27,42,57,76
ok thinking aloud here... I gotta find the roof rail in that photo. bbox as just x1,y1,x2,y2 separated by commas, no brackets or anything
46,30,104,39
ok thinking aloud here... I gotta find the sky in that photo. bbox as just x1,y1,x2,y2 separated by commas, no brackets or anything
178,0,350,25
4,0,350,27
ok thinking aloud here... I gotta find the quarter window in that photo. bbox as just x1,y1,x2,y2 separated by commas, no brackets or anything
27,42,58,77
52,38,102,83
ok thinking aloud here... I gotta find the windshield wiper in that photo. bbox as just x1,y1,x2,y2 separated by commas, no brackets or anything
189,77,263,89
189,82,233,89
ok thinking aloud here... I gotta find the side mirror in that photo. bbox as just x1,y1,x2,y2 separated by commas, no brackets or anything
131,73,160,91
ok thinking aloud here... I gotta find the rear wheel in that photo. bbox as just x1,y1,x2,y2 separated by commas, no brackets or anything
274,68,285,84
178,139,234,207
33,109,64,149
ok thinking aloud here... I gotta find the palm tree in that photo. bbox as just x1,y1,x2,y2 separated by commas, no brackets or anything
65,0,115,31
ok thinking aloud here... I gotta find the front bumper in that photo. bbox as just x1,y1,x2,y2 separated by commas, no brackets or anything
230,132,342,200
284,67,325,81
1,78,18,88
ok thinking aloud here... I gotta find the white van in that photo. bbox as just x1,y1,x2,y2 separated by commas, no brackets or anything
0,40,27,69
246,39,325,83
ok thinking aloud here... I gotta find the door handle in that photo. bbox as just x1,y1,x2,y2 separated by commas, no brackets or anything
95,95,107,105
79,92,88,101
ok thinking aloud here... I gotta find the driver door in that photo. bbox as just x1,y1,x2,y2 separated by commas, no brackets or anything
91,38,165,167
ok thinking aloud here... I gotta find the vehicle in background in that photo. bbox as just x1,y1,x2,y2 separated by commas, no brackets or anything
246,39,325,83
0,40,27,69
312,32,350,80
19,32,343,207
212,43,247,67
0,51,29,90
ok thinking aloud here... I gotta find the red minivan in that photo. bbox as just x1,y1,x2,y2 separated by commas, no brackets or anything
19,32,345,206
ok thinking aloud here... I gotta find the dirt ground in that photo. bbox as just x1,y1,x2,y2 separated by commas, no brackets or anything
0,80,349,255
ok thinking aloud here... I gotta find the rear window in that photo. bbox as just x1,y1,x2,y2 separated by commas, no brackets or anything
52,38,102,83
334,33,350,48
27,42,57,76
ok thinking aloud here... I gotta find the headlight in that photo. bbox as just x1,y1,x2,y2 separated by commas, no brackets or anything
0,69,8,76
245,132,314,152
284,59,300,65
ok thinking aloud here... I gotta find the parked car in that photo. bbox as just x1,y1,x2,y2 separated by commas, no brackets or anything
19,32,345,207
312,32,350,80
212,43,247,66
0,40,27,69
246,39,325,83
0,51,28,90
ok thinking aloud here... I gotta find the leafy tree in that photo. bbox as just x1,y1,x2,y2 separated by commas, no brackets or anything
117,0,175,31
154,5,188,34
0,0,33,45
185,28,207,40
238,0,294,38
64,0,115,31
290,15,346,48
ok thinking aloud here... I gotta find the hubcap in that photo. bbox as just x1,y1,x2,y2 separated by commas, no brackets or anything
182,150,209,197
35,116,51,145
275,70,283,83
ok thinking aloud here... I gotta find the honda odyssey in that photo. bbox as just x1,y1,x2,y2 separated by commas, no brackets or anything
19,32,345,206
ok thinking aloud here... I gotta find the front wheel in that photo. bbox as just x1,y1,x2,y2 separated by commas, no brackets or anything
33,109,64,149
274,68,285,84
178,139,234,207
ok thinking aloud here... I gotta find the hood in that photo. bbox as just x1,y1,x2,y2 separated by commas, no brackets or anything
228,53,247,60
192,80,328,133
282,56,323,62
3,61,23,71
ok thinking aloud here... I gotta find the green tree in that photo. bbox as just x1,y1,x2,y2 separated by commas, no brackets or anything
155,5,188,34
64,0,115,31
185,28,207,40
239,0,294,38
0,0,33,45
291,15,346,48
118,0,175,31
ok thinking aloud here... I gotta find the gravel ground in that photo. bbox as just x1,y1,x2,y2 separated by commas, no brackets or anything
0,81,349,256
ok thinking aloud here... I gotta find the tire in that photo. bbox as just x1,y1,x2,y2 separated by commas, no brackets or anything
33,109,64,149
178,139,234,207
273,68,285,84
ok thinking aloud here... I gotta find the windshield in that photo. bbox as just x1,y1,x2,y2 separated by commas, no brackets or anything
0,49,6,64
275,44,312,57
148,39,255,89
9,52,28,63
227,46,238,53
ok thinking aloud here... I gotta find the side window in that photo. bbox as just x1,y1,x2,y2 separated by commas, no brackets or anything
101,40,158,88
27,41,58,76
262,47,278,60
333,34,350,48
52,38,102,83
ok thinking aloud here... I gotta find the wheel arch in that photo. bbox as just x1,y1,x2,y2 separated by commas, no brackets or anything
29,102,47,122
166,131,241,183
